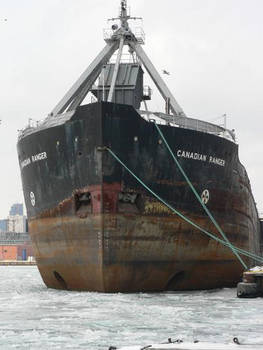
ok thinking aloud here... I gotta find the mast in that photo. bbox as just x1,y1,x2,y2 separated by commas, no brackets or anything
120,0,129,29
50,1,186,118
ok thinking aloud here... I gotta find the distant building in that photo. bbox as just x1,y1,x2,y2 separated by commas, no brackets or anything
0,232,34,261
0,203,28,234
0,219,8,232
0,203,34,261
7,215,27,233
9,203,23,216
0,204,33,261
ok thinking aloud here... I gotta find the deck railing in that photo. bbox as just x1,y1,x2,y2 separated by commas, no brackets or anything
139,110,236,143
19,108,236,144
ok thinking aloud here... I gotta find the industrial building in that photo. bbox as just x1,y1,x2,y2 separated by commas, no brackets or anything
0,232,33,261
0,204,34,261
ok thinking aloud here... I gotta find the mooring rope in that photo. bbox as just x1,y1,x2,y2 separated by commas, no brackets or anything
106,147,263,264
154,123,248,269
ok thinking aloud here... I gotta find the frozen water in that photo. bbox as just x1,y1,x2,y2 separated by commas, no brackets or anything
0,266,263,350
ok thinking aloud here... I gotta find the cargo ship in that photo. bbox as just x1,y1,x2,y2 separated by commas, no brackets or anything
17,1,261,292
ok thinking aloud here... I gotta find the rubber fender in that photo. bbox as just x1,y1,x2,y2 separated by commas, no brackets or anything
237,282,259,298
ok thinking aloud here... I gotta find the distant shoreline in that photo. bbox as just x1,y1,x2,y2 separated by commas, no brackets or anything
0,261,36,266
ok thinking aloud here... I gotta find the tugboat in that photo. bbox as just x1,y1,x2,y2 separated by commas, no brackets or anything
17,1,261,292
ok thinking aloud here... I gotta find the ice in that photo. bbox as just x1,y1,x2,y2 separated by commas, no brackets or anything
0,267,263,350
120,343,263,350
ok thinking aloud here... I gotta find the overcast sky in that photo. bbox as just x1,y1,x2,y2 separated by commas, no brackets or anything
0,0,262,219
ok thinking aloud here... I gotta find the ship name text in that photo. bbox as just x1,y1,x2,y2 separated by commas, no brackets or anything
20,152,47,169
176,149,225,167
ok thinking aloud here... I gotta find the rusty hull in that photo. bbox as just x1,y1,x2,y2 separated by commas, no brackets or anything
29,191,247,292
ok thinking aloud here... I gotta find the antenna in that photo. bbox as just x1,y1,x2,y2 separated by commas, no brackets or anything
120,0,129,29
108,0,141,32
121,0,127,15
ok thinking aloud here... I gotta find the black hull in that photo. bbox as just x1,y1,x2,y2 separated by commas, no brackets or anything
17,102,260,291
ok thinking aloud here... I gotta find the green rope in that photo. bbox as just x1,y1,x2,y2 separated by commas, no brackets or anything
154,123,248,269
106,147,263,264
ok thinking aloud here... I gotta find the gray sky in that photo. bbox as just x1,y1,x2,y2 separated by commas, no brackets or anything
0,0,262,218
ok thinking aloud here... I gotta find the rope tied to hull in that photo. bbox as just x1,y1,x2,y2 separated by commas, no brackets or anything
106,147,263,264
154,122,248,269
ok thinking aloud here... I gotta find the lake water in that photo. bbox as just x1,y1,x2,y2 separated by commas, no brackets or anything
0,266,262,350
